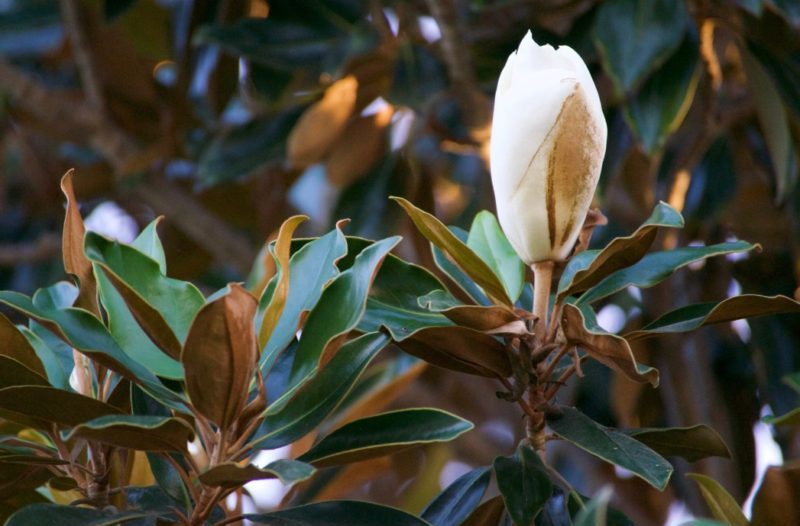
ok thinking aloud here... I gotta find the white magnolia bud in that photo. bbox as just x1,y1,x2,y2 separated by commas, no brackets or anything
490,31,607,264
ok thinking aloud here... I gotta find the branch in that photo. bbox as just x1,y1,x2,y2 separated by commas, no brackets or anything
0,234,60,266
59,0,104,109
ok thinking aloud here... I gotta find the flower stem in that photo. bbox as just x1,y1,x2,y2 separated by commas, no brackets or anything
532,261,554,343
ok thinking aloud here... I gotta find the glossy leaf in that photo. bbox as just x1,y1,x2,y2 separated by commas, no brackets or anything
627,425,731,462
21,325,71,390
255,332,390,449
494,443,553,526
562,304,659,386
130,217,167,274
0,291,186,410
593,0,689,93
298,408,473,468
60,170,99,315
558,202,683,301
687,473,748,526
421,466,491,526
287,236,400,390
461,495,506,526
420,290,524,333
432,228,491,306
182,284,258,428
259,223,348,370
96,269,183,379
393,197,512,306
397,326,511,378
0,312,46,377
258,215,308,350
85,232,205,360
579,242,756,305
0,385,121,429
63,415,194,452
5,504,146,526
467,211,525,302
547,406,673,490
626,294,800,340
200,459,315,487
245,500,433,526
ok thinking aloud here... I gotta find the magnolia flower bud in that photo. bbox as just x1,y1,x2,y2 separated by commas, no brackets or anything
490,32,607,264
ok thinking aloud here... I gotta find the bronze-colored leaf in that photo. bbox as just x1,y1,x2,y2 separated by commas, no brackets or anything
751,461,800,526
398,326,511,378
440,305,522,333
0,356,49,389
0,313,46,377
287,76,359,168
182,284,258,428
326,105,392,187
258,215,308,350
0,386,122,429
60,170,99,316
628,424,732,462
461,495,506,526
562,304,659,387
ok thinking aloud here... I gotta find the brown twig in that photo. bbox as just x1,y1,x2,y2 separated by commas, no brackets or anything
0,234,61,266
59,0,104,110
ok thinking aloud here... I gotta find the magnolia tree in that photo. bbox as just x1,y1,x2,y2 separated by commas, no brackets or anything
1,32,799,526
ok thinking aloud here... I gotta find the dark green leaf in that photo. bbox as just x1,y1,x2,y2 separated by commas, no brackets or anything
627,425,732,462
63,415,194,452
572,488,612,526
5,504,146,526
578,241,757,305
495,443,553,526
626,294,800,340
625,36,699,154
558,202,684,301
298,408,473,468
245,500,433,526
200,459,315,487
593,0,689,93
467,211,525,302
547,407,673,490
393,197,512,306
255,332,390,450
421,466,491,526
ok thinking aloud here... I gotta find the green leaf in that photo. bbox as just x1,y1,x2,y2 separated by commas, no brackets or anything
85,232,205,360
742,48,798,203
432,228,491,306
562,303,659,386
626,294,800,340
763,407,800,426
573,487,612,526
22,323,73,391
0,385,121,429
255,332,390,449
287,236,400,391
130,217,167,274
0,291,186,410
96,269,183,379
393,197,512,306
245,500,433,526
687,473,748,526
627,425,732,462
547,406,673,490
461,495,506,526
679,520,728,526
259,223,348,371
63,415,194,452
625,36,700,154
298,408,473,468
578,241,757,305
467,211,525,302
421,295,524,333
196,107,305,187
5,504,146,526
421,466,491,526
558,202,684,301
593,0,689,94
200,459,315,487
494,443,553,526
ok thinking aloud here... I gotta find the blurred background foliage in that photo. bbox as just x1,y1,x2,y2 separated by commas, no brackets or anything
0,0,799,524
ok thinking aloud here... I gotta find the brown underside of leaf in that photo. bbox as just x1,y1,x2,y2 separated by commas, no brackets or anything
398,326,510,378
60,170,99,316
0,313,47,377
182,284,258,428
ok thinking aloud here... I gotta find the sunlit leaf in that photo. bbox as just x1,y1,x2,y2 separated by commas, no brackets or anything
130,217,167,274
59,170,99,316
687,473,748,526
467,211,525,302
